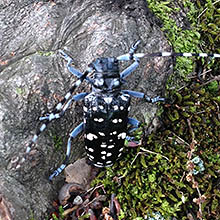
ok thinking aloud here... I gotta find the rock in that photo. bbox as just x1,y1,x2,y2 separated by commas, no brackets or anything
64,158,98,188
0,194,13,220
0,0,171,219
58,183,85,206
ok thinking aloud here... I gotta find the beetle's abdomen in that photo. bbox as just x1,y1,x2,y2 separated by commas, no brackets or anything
83,92,130,167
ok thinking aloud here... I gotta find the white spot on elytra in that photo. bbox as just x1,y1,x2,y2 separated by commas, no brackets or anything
120,106,124,110
113,131,117,135
86,133,98,141
101,151,106,154
118,153,122,157
121,95,128,101
112,119,118,123
113,105,119,110
106,161,112,164
94,118,104,122
118,132,126,139
108,145,114,149
107,153,112,157
119,147,124,152
101,156,106,160
101,144,107,148
94,163,104,168
109,139,113,142
99,105,104,110
99,132,105,136
83,106,88,112
118,119,122,123
92,106,98,111
88,148,94,152
87,154,94,160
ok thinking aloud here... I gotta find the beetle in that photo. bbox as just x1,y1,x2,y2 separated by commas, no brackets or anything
23,40,220,180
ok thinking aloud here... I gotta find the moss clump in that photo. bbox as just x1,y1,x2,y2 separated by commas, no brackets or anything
146,0,220,87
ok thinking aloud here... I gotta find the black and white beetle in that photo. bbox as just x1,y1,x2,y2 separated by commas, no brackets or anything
24,40,220,180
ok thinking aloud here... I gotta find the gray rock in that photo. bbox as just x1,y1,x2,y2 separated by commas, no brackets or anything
0,0,171,219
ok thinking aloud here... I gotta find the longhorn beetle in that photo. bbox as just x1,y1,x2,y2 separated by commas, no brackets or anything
24,40,220,180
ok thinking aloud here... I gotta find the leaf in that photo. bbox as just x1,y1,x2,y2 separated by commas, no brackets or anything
211,198,219,214
168,193,178,202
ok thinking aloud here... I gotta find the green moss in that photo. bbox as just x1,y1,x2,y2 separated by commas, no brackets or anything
92,77,220,219
37,51,55,56
146,0,219,88
207,80,219,93
16,87,26,95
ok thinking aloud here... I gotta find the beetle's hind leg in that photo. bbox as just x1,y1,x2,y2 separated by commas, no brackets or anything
126,117,142,147
49,122,84,181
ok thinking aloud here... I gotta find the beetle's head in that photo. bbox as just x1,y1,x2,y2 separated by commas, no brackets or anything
89,57,121,92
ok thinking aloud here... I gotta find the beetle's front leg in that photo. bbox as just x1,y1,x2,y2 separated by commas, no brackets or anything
49,122,84,181
117,40,144,79
59,50,92,83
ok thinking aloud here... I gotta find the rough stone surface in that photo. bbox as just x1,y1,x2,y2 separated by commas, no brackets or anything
64,158,98,189
0,0,172,219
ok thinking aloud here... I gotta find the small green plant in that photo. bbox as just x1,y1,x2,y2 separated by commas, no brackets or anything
50,132,64,152
52,213,59,220
37,51,55,56
16,87,26,95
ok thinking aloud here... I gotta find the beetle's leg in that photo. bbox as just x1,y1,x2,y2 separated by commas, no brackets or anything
39,92,88,122
122,90,165,103
117,42,146,79
127,117,140,134
129,40,141,57
49,122,84,181
60,50,92,83
25,92,88,155
119,61,140,79
126,117,141,147
24,66,92,156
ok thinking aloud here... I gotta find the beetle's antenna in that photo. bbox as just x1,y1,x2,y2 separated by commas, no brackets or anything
143,52,220,58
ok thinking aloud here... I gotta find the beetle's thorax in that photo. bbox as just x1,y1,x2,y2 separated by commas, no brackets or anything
89,57,122,92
